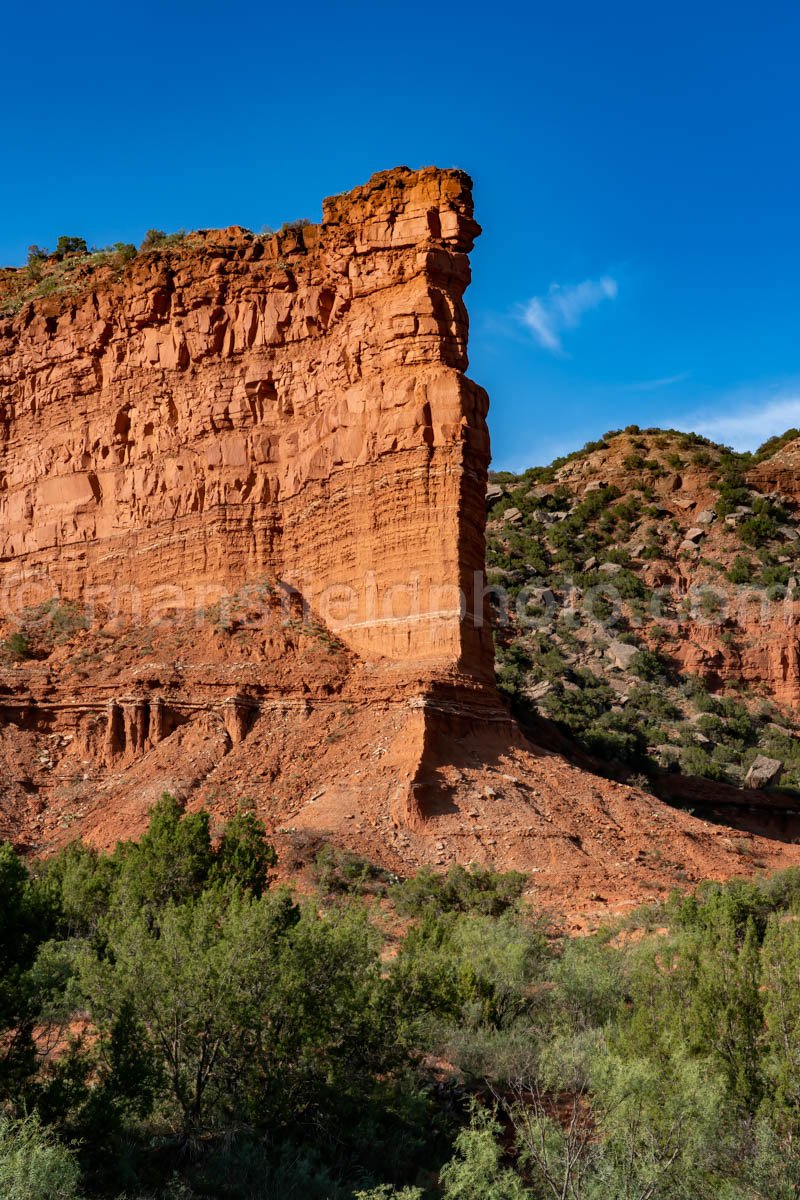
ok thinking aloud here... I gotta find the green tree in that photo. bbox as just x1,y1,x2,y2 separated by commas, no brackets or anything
111,792,213,916
0,844,58,1097
684,914,764,1111
82,886,280,1135
212,810,276,897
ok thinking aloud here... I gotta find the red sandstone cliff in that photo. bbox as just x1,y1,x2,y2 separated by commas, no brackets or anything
0,167,492,676
1,168,798,919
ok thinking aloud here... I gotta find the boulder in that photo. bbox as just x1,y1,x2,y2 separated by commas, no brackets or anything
527,679,552,701
486,483,503,503
503,506,523,524
607,639,639,670
744,755,783,789
526,586,556,607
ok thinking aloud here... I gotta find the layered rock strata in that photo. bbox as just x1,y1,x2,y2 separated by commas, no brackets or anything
2,169,798,914
0,167,492,676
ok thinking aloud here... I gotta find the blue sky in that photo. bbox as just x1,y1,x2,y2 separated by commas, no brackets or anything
4,0,799,471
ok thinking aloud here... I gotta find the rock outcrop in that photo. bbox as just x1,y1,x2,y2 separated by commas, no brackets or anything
2,170,799,917
0,167,491,676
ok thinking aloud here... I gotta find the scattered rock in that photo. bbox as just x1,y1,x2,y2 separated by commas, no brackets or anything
607,639,639,670
525,586,555,607
745,755,783,789
527,679,552,701
684,527,705,542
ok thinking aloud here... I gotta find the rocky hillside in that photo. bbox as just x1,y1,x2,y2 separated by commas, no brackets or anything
488,425,800,800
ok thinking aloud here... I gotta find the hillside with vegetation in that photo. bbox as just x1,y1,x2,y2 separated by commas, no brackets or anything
487,426,800,802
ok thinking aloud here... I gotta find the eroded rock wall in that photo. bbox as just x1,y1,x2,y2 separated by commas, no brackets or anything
0,167,492,678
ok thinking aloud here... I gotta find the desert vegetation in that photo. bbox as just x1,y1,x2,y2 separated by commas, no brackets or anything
2,794,800,1196
487,427,800,795
0,218,312,317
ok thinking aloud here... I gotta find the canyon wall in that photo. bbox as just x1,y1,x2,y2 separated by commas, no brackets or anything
2,167,791,912
0,167,492,678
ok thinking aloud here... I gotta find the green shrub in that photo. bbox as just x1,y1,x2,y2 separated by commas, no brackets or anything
681,744,729,781
110,242,136,263
26,245,49,266
314,844,394,896
740,512,779,546
755,428,800,462
728,555,753,584
139,228,187,251
629,648,669,681
54,236,87,258
761,563,791,588
3,631,33,660
212,810,277,897
0,1114,83,1200
392,864,527,918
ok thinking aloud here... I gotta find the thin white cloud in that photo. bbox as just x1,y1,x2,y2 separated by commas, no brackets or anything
620,371,689,393
519,276,618,354
676,393,800,451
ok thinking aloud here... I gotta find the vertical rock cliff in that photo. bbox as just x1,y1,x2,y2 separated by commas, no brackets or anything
0,166,492,679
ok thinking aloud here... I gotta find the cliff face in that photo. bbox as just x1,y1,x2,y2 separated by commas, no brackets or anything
2,170,799,917
0,166,492,677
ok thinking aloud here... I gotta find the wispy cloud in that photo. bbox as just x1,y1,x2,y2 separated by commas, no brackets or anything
685,394,800,449
519,276,618,354
620,371,690,393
